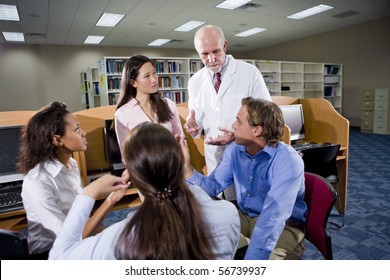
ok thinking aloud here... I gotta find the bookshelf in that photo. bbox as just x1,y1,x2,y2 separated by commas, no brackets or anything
86,67,100,108
324,64,343,113
97,57,193,106
155,58,189,104
304,62,324,99
98,57,127,106
255,60,281,96
80,71,88,109
253,60,342,113
81,67,100,109
90,57,342,112
280,61,304,98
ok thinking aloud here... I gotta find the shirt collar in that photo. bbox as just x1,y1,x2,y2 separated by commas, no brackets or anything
208,54,230,79
238,142,279,159
44,158,78,177
127,98,138,109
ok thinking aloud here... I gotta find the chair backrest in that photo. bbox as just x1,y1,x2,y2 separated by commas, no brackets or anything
102,119,122,164
300,144,340,181
304,172,337,260
0,228,29,260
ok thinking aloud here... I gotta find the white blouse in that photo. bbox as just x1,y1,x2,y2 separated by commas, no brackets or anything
21,158,82,254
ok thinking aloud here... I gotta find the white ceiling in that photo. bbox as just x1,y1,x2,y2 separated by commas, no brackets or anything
1,0,389,52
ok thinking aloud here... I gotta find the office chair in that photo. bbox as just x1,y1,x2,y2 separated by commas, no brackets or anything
0,228,30,260
304,172,337,260
300,144,344,228
102,119,125,176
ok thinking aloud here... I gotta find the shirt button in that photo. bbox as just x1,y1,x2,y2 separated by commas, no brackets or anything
246,193,251,197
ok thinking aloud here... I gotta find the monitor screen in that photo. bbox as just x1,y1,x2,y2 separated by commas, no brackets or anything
0,125,24,183
279,104,305,142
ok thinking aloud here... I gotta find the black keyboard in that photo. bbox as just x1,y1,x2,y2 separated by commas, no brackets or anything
292,142,322,151
0,181,24,214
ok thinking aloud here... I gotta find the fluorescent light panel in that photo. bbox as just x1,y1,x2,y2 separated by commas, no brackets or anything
96,13,124,27
148,39,171,46
2,32,24,42
287,4,333,20
84,35,105,44
0,4,20,21
216,0,252,10
174,20,205,32
235,27,266,37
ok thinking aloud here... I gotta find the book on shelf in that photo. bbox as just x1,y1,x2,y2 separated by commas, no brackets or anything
155,60,182,73
190,60,204,73
161,91,186,104
106,60,126,74
158,76,184,89
324,65,340,75
93,82,99,95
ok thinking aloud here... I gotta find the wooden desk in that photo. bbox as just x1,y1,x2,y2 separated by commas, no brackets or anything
0,108,140,230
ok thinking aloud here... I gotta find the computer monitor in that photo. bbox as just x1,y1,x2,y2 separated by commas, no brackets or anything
279,104,305,143
0,125,24,184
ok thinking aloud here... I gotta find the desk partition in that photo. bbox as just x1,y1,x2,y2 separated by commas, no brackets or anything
272,97,349,214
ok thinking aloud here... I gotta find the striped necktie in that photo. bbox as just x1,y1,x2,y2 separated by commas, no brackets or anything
214,72,221,94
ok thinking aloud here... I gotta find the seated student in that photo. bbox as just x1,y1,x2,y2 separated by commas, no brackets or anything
49,122,240,260
180,97,307,260
17,102,126,259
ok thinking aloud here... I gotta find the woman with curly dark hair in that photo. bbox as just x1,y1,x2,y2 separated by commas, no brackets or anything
50,122,240,259
17,102,127,259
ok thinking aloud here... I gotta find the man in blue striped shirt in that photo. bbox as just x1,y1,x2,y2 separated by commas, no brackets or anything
180,97,307,260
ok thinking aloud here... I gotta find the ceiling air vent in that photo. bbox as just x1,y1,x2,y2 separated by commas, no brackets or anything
26,33,46,38
168,39,184,44
332,10,360,19
239,3,262,12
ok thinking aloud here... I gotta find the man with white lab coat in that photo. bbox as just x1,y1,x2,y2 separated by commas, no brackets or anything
185,25,271,199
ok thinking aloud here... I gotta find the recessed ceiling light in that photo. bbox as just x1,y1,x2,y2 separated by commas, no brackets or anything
0,4,20,21
96,13,124,27
174,20,205,32
287,4,334,20
84,35,105,44
148,39,171,46
235,27,266,37
216,0,252,10
2,32,25,42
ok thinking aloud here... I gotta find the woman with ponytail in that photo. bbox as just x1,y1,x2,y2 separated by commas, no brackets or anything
49,122,239,260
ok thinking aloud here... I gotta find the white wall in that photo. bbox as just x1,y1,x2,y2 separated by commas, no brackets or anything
0,45,197,113
245,17,390,127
